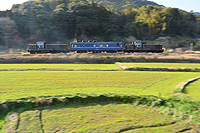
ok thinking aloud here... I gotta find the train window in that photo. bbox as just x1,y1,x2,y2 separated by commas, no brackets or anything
120,45,122,47
100,45,103,47
93,45,96,47
117,44,119,46
83,44,85,46
107,45,109,47
78,45,80,47
71,45,73,47
75,45,77,47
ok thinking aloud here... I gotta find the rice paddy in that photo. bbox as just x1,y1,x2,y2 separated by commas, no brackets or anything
0,62,199,133
0,71,199,101
184,79,200,99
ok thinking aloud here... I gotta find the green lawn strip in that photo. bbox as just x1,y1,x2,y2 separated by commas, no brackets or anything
122,62,200,69
124,122,192,133
17,110,43,133
0,64,120,70
41,104,174,133
184,79,200,99
1,71,200,101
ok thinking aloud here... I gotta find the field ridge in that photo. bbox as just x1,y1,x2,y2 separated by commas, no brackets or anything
173,76,200,94
119,121,177,133
115,62,128,69
0,67,200,72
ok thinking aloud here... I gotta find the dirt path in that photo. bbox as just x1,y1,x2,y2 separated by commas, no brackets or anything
115,62,128,69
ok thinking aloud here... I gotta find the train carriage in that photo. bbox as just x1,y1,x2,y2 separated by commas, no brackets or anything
70,41,123,53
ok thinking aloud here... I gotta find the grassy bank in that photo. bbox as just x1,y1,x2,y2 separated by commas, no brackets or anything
122,62,200,69
184,80,200,99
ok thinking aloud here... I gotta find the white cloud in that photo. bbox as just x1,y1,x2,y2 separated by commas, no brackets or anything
0,0,28,11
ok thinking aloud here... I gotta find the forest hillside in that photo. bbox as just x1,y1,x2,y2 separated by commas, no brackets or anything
0,0,199,50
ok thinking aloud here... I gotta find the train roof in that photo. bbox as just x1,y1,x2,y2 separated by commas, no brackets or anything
71,42,123,44
143,44,162,45
126,43,162,45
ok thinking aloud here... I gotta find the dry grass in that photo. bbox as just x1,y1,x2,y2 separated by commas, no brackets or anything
0,52,200,61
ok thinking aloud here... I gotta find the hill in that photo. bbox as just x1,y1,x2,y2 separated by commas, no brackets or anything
88,0,160,10
194,12,200,15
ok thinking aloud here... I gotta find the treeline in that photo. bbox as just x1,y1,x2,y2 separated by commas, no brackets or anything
120,6,199,39
89,0,159,10
0,0,199,49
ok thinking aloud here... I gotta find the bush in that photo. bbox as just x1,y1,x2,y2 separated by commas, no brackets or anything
184,68,191,72
164,102,174,108
179,104,198,113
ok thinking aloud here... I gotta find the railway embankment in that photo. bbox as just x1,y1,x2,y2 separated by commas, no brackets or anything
0,52,200,63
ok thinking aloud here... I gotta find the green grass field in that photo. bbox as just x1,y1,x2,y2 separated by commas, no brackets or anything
12,103,176,133
0,71,199,101
0,64,120,69
1,63,200,133
184,79,200,99
122,62,200,69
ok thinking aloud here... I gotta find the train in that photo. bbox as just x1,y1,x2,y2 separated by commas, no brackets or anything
27,41,164,54
27,41,68,54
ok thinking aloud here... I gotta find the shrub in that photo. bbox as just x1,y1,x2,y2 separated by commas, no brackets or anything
173,87,183,94
179,104,198,113
164,102,174,108
184,68,191,72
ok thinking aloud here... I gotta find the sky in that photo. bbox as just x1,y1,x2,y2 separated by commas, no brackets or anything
152,0,200,12
0,0,28,11
0,0,200,12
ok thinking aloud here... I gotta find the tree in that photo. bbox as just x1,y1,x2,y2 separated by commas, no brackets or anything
0,18,17,49
11,1,52,40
